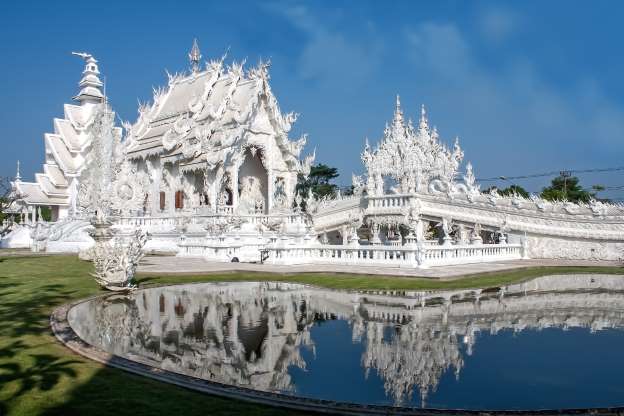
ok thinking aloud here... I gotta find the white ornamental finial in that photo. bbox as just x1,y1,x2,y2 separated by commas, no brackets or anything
71,52,104,105
189,38,202,73
419,104,429,131
15,160,21,182
392,94,404,127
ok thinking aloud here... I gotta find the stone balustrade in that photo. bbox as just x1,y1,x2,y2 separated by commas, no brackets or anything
366,195,411,210
265,242,523,268
117,213,305,230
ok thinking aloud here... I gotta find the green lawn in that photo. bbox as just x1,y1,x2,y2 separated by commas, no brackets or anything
0,254,622,415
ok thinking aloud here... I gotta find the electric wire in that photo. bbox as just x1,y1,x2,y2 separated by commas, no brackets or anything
476,166,624,182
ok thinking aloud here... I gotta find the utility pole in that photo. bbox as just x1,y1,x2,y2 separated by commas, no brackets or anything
560,170,571,199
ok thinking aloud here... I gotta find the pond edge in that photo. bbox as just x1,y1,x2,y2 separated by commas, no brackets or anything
50,285,624,416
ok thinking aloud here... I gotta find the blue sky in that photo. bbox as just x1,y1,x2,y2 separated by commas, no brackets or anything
2,0,624,198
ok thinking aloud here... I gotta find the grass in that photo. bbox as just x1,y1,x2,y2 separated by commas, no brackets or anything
0,254,622,415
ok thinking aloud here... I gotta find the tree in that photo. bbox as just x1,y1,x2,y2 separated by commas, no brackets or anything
498,184,530,198
295,163,340,210
540,174,599,203
483,184,530,198
0,177,19,231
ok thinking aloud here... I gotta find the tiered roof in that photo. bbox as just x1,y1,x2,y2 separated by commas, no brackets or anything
125,42,313,175
15,54,120,209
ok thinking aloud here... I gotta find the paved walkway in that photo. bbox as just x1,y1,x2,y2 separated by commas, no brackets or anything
137,256,622,280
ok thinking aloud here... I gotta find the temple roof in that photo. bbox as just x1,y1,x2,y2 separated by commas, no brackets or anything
14,53,115,210
14,181,69,206
124,47,312,173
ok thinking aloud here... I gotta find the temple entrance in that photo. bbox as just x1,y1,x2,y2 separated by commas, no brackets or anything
238,148,268,214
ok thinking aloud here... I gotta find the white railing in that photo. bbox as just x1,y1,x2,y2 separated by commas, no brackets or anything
420,244,522,266
116,212,305,230
265,243,523,268
366,195,411,209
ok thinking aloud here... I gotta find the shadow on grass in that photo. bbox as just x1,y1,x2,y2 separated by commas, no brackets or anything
0,354,80,401
0,283,76,337
0,255,304,416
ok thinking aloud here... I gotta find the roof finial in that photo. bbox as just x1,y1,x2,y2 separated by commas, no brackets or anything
71,52,104,105
393,94,404,125
15,160,21,182
189,38,202,73
419,104,429,131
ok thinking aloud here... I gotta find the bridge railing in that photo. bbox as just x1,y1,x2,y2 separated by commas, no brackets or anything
116,213,305,230
264,243,522,268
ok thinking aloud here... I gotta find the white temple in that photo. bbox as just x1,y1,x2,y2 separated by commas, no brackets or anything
3,41,624,265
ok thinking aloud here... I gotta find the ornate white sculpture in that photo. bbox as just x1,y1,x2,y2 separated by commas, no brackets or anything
79,104,151,290
362,97,464,196
78,104,122,220
238,176,265,214
91,228,149,291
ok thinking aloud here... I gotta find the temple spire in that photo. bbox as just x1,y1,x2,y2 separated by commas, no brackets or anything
419,104,429,132
393,94,404,126
189,38,202,73
15,160,21,182
71,52,104,105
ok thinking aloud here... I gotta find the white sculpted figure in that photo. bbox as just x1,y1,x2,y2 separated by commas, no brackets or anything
273,177,288,210
437,217,453,245
91,229,149,291
239,176,265,214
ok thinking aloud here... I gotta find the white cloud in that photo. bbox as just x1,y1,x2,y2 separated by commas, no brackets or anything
479,7,517,44
403,21,624,181
265,3,382,90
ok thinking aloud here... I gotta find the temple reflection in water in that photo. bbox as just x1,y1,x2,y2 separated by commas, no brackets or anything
68,275,624,407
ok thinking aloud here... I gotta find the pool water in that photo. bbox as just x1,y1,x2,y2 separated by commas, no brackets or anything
68,275,624,410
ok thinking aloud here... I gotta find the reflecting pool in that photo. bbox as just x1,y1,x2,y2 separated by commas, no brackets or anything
68,275,624,410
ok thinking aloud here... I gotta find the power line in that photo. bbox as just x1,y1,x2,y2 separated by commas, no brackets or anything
476,166,624,182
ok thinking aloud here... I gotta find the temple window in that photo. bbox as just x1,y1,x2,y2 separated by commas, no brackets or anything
175,191,184,209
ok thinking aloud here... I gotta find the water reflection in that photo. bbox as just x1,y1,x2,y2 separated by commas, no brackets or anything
68,275,624,408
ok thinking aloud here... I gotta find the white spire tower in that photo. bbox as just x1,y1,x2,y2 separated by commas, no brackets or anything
15,160,21,182
188,38,202,73
71,52,104,105
394,94,404,123
419,104,429,134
